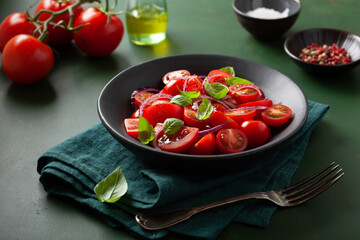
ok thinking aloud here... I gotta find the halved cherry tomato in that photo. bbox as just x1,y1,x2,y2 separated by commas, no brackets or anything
162,75,203,95
209,110,240,129
156,126,199,153
261,104,292,127
142,103,184,126
240,120,270,148
212,103,228,113
162,70,190,84
225,108,256,125
215,128,248,154
207,70,233,86
188,132,216,155
134,91,154,107
131,109,139,118
229,83,263,104
183,106,210,130
238,100,273,119
124,118,139,139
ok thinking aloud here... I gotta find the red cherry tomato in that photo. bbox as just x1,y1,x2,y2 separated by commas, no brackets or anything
131,109,139,118
239,120,270,148
261,104,292,127
215,128,248,154
162,70,190,84
209,110,240,129
183,106,210,130
238,100,273,119
142,102,184,126
134,91,154,107
188,132,216,155
0,12,36,52
124,118,139,139
225,108,256,125
156,126,199,153
207,69,233,86
212,103,228,112
229,83,263,104
73,7,124,57
35,0,83,46
162,75,203,95
1,34,54,85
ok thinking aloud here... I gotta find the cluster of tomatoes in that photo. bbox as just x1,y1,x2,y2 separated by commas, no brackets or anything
0,0,124,85
124,68,293,155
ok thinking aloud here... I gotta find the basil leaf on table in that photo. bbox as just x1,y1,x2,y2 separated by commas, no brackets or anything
163,118,184,135
94,166,128,203
138,116,155,144
195,98,213,120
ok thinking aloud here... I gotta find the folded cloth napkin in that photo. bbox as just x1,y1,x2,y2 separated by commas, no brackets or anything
37,100,329,240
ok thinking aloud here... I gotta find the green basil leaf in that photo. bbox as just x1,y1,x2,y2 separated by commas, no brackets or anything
170,95,192,106
225,77,253,86
195,98,213,120
179,89,201,99
219,66,235,77
204,81,229,99
163,118,184,135
138,116,155,144
94,166,128,203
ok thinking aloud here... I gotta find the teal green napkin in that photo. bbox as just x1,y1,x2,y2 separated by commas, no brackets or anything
37,100,329,240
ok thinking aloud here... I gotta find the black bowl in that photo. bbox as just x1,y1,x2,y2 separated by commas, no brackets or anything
98,54,308,171
284,28,360,75
232,0,301,40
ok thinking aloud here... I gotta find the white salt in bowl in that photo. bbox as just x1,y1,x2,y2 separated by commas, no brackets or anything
232,0,301,40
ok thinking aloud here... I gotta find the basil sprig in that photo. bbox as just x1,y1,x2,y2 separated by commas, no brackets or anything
204,80,229,99
138,116,155,144
219,66,235,77
94,166,128,203
195,98,213,120
225,77,253,86
170,89,201,107
163,118,184,135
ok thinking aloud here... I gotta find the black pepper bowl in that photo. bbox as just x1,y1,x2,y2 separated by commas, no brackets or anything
232,0,301,40
97,54,308,172
284,28,360,75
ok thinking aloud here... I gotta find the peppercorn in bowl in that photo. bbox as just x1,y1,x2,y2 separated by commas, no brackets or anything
284,28,360,75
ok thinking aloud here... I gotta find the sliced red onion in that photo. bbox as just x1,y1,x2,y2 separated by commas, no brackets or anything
151,125,163,150
229,106,268,111
198,75,207,79
192,99,202,110
198,118,230,138
139,93,173,116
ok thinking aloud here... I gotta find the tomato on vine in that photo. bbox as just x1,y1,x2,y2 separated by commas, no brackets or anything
73,7,124,57
1,34,54,85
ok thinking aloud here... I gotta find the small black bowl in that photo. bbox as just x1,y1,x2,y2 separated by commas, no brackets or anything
232,0,301,40
98,54,308,172
284,28,360,75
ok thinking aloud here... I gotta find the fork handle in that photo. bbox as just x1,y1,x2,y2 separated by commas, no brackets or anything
136,191,269,230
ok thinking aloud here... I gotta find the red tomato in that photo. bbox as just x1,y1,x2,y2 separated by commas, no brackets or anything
207,69,233,85
131,109,139,118
212,103,228,113
35,0,83,46
134,91,154,107
162,70,190,84
73,7,124,57
1,34,54,85
183,106,210,130
229,83,263,104
240,120,270,148
261,104,292,127
215,128,248,154
142,102,184,126
238,100,273,119
156,126,199,153
0,12,36,52
188,132,216,155
209,110,240,129
225,108,256,125
124,118,139,139
162,75,203,95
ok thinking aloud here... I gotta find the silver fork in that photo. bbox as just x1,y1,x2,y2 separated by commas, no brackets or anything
135,162,344,230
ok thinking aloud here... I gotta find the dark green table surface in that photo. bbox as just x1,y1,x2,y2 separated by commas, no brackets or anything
1,0,359,239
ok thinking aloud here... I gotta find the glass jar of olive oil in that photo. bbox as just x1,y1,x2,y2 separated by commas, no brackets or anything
126,0,167,45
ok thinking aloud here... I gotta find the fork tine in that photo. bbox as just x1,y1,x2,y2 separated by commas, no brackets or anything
287,169,344,206
284,163,340,197
281,162,336,194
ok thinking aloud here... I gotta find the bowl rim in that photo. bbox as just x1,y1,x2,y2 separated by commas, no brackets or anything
97,53,309,163
284,28,360,68
232,0,301,21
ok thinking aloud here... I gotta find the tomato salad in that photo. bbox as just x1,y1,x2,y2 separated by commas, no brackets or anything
124,67,293,155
